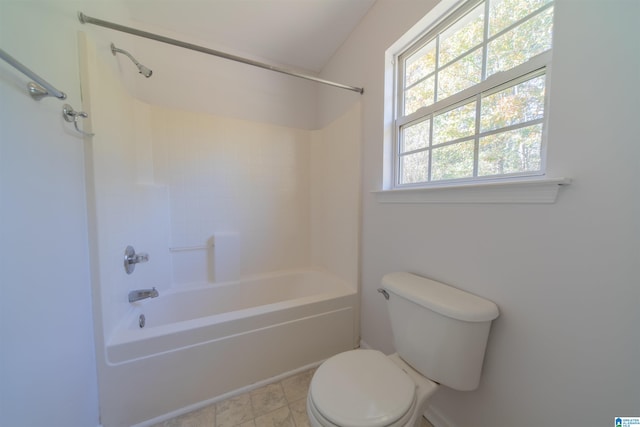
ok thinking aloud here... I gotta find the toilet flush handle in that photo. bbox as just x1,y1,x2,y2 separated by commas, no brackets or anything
377,288,389,300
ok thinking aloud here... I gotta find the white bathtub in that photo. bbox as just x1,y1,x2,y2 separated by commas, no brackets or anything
100,270,357,426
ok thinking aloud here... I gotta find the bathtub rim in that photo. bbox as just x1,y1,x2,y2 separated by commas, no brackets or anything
106,268,357,365
113,268,353,332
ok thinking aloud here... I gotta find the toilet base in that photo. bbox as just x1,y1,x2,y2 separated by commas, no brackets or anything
387,353,440,427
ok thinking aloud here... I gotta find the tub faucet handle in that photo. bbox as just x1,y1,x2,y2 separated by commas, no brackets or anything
133,253,149,263
124,245,149,274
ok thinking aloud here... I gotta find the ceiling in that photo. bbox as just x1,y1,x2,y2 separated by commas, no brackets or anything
124,0,376,73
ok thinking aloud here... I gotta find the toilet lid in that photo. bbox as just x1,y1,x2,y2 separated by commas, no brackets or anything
310,350,415,427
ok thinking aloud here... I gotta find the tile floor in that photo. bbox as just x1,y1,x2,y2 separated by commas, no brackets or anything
151,368,435,427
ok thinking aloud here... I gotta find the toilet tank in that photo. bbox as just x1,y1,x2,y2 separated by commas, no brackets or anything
382,272,499,391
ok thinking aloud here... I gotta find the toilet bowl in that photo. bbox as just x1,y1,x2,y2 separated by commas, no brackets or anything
306,272,499,427
307,350,438,427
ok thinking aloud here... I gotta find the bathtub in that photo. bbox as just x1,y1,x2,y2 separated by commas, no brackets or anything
100,269,357,426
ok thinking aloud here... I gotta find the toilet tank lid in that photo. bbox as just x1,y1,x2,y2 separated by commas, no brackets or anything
382,272,499,322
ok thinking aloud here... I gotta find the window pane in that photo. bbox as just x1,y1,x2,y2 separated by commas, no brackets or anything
437,48,483,100
481,74,545,132
399,151,429,184
478,124,542,176
401,120,430,153
489,0,552,37
439,3,485,66
431,140,474,181
486,7,553,76
404,75,435,115
433,101,476,145
395,0,553,188
405,41,436,86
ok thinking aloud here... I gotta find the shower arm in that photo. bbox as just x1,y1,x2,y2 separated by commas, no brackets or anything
78,12,363,94
111,44,140,67
110,43,152,77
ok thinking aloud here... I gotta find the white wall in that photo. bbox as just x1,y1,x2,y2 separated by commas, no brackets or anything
319,0,640,426
0,1,100,426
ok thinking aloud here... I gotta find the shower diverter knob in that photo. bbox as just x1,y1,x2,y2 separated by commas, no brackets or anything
124,245,149,274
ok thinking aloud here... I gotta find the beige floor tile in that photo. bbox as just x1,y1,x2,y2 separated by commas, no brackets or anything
254,406,295,427
152,369,436,427
216,393,254,427
151,404,215,427
281,369,314,403
250,383,288,417
288,398,310,427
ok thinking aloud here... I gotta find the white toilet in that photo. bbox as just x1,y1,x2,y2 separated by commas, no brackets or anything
307,272,499,427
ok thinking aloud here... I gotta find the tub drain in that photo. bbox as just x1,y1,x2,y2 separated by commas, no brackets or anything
139,314,146,328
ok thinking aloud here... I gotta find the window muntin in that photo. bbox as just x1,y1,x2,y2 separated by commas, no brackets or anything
395,0,553,187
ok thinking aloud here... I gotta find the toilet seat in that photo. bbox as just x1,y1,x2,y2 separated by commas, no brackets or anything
308,350,416,427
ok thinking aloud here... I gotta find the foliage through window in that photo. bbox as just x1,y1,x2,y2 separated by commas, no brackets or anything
395,0,554,186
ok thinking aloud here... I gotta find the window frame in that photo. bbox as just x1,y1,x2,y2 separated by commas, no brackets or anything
392,0,554,189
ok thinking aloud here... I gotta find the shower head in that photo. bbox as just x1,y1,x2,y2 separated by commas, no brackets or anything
136,63,153,78
110,43,153,78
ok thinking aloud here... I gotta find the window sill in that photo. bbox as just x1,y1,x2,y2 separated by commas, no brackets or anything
373,177,571,204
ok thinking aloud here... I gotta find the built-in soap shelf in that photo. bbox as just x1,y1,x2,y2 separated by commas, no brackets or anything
169,233,240,284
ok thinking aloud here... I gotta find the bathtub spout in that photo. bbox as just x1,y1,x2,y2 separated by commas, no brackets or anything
128,287,159,303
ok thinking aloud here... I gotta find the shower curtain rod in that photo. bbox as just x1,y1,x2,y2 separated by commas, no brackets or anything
78,12,364,94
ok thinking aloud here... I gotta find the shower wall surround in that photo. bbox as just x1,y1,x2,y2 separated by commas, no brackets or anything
150,103,361,287
80,33,361,423
151,107,313,285
80,34,172,341
82,33,360,338
310,103,361,286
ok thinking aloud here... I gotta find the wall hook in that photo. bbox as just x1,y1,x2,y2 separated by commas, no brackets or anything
62,103,94,137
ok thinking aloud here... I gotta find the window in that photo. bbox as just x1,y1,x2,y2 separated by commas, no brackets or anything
394,0,554,188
